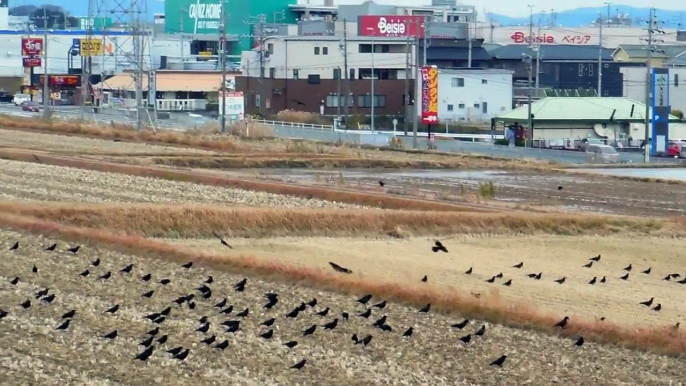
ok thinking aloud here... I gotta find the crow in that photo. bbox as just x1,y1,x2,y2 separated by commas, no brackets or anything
373,315,387,327
55,319,71,330
555,316,569,328
196,322,210,333
512,262,523,269
204,276,214,284
290,359,306,370
173,349,189,361
214,298,227,308
67,245,80,254
10,242,18,250
234,278,247,289
474,325,486,336
181,262,193,269
10,277,19,285
623,264,632,271
236,308,249,318
120,264,134,273
35,288,49,298
79,270,90,277
261,318,276,327
283,341,298,348
215,340,229,350
642,267,652,274
378,180,385,187
316,307,330,317
490,355,507,367
418,303,431,313
380,324,392,332
225,323,240,333
360,335,372,346
159,279,171,285
583,261,593,268
45,243,57,251
153,316,166,324
201,335,216,345
329,262,353,274
554,277,566,284
503,279,512,286
140,274,151,281
286,308,299,318
147,327,159,336
351,334,359,344
41,294,55,303
589,255,601,262
495,272,504,279
307,298,317,308
486,276,496,283
639,297,654,307
103,330,118,339
359,309,371,318
574,337,584,347
421,275,428,282
357,294,372,304
464,267,473,275
20,300,31,309
459,334,471,344
664,274,673,281
372,301,386,309
342,312,349,320
91,258,100,267
62,309,76,319
144,313,161,321
303,325,317,336
557,185,563,190
32,265,38,274
157,335,168,344
451,319,469,329
105,304,119,314
196,285,211,294
535,273,542,280
432,240,448,253
620,273,629,280
135,346,154,361
0,309,7,319
678,276,686,284
264,299,278,310
167,347,183,356
140,336,154,347
160,307,171,316
260,329,274,339
212,232,234,249
600,276,606,283
141,290,154,298
99,271,112,280
589,277,597,285
323,318,338,330
403,327,413,338
653,304,662,312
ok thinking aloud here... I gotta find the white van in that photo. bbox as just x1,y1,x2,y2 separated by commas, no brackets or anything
13,93,31,106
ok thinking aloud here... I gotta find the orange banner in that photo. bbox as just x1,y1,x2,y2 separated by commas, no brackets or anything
421,66,438,125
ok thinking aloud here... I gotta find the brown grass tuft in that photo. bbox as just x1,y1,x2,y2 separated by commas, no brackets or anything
1,212,684,356
0,148,485,212
0,202,680,239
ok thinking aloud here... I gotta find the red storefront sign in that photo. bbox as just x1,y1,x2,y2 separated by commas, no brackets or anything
510,31,592,45
420,66,438,125
21,37,44,56
358,15,424,37
39,75,80,87
22,57,41,67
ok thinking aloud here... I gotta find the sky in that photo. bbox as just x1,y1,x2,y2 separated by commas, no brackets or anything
329,0,686,17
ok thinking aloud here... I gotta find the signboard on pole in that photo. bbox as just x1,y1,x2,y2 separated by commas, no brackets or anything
651,68,670,155
79,39,103,56
218,91,245,121
358,16,424,37
420,66,439,125
22,57,41,67
21,37,43,56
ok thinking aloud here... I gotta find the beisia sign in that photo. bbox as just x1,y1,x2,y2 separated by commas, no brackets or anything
358,16,425,37
421,66,438,125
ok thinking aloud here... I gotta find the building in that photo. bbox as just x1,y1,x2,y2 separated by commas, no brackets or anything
487,25,682,48
490,44,630,101
421,38,492,69
418,68,513,123
621,67,686,113
495,97,683,144
162,0,297,56
93,70,233,111
612,45,686,68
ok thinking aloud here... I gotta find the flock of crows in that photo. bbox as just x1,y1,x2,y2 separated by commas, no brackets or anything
3,236,678,374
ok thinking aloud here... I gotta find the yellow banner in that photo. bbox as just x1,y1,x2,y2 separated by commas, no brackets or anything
80,39,103,56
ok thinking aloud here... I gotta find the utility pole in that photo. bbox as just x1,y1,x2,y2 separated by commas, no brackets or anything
40,9,49,118
132,19,143,131
489,12,494,43
404,33,410,136
257,13,267,115
342,19,350,123
597,16,603,96
524,54,533,148
643,8,656,163
423,16,428,66
412,19,423,149
336,66,341,118
370,34,375,131
535,13,541,90
467,13,472,67
220,1,227,133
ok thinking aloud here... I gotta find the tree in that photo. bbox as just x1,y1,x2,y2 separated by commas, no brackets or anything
24,5,79,29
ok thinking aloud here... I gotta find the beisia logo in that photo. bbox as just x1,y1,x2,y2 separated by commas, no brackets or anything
511,31,555,44
377,17,407,35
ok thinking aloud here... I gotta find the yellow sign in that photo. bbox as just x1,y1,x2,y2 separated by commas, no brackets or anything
51,92,60,100
199,51,212,56
80,39,103,56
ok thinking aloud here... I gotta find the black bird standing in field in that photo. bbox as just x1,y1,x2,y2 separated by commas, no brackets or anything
432,241,448,253
342,312,349,320
45,243,57,251
490,355,507,367
372,300,387,309
144,312,161,321
120,264,134,273
512,262,523,269
181,262,193,269
79,270,90,277
557,185,563,191
303,324,317,336
574,337,585,347
418,303,431,313
474,325,486,336
260,329,274,339
153,316,166,324
620,273,629,280
20,300,31,309
99,271,112,281
32,265,38,274
329,262,353,274
624,264,632,272
261,318,276,327
464,267,473,275
215,340,229,350
323,318,339,330
503,279,512,286
600,276,606,283
583,261,593,268
42,294,55,304
286,308,299,318
140,274,151,282
495,272,503,279
35,288,49,298
147,327,159,336
91,258,100,267
140,336,154,347
316,307,330,317
103,330,118,340
639,297,654,307
664,274,673,281
421,275,428,282
0,309,7,319
359,335,373,346
459,334,471,344
555,316,569,329
157,335,168,344
234,278,247,289
307,298,317,308
55,319,71,330
196,322,210,333
589,277,597,285
204,276,214,284
159,279,171,285
291,359,306,370
66,245,80,255
167,347,183,356
141,290,154,298
554,277,566,284
236,308,249,318
283,341,298,349
451,319,469,329
212,232,234,249
174,349,190,361
642,267,652,274
373,315,387,327
534,272,542,280
358,294,372,304
589,255,601,262
62,309,76,319
214,298,227,308
196,285,211,294
105,304,119,314
201,335,216,345
10,277,19,285
135,346,154,361
378,180,385,187
403,327,413,338
678,277,686,285
10,242,18,251
653,304,662,312
486,276,496,283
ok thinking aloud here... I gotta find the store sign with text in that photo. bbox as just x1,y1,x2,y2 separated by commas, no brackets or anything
358,16,424,37
22,57,41,67
21,37,43,56
510,31,592,45
420,66,438,125
39,75,80,87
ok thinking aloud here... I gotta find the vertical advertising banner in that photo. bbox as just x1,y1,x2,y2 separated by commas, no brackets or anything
651,68,670,155
421,66,438,125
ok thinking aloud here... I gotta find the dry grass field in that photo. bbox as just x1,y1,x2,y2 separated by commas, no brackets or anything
1,117,686,384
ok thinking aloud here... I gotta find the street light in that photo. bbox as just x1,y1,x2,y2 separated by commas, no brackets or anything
366,27,375,131
604,2,612,25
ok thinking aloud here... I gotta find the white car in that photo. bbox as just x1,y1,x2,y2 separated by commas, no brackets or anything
13,93,31,106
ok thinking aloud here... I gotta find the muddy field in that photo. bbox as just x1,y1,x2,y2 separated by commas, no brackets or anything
236,169,686,217
1,230,684,386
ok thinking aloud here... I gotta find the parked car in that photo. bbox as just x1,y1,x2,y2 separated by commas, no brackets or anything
21,101,40,112
13,93,31,106
0,91,14,103
666,141,686,158
577,137,604,151
585,144,620,164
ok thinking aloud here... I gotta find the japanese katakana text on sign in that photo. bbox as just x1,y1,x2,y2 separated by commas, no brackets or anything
421,66,439,125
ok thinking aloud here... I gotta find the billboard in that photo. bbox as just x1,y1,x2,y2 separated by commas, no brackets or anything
39,75,81,87
420,66,438,125
22,57,41,67
651,68,670,155
358,16,424,37
219,91,244,120
79,39,104,56
166,0,224,35
21,37,43,56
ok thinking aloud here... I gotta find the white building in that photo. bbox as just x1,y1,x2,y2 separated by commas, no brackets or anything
240,36,415,81
0,30,150,77
621,67,686,113
418,68,513,123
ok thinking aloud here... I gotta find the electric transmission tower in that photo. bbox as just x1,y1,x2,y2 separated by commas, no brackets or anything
87,0,150,130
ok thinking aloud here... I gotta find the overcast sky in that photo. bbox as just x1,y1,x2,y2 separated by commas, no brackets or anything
329,0,686,17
